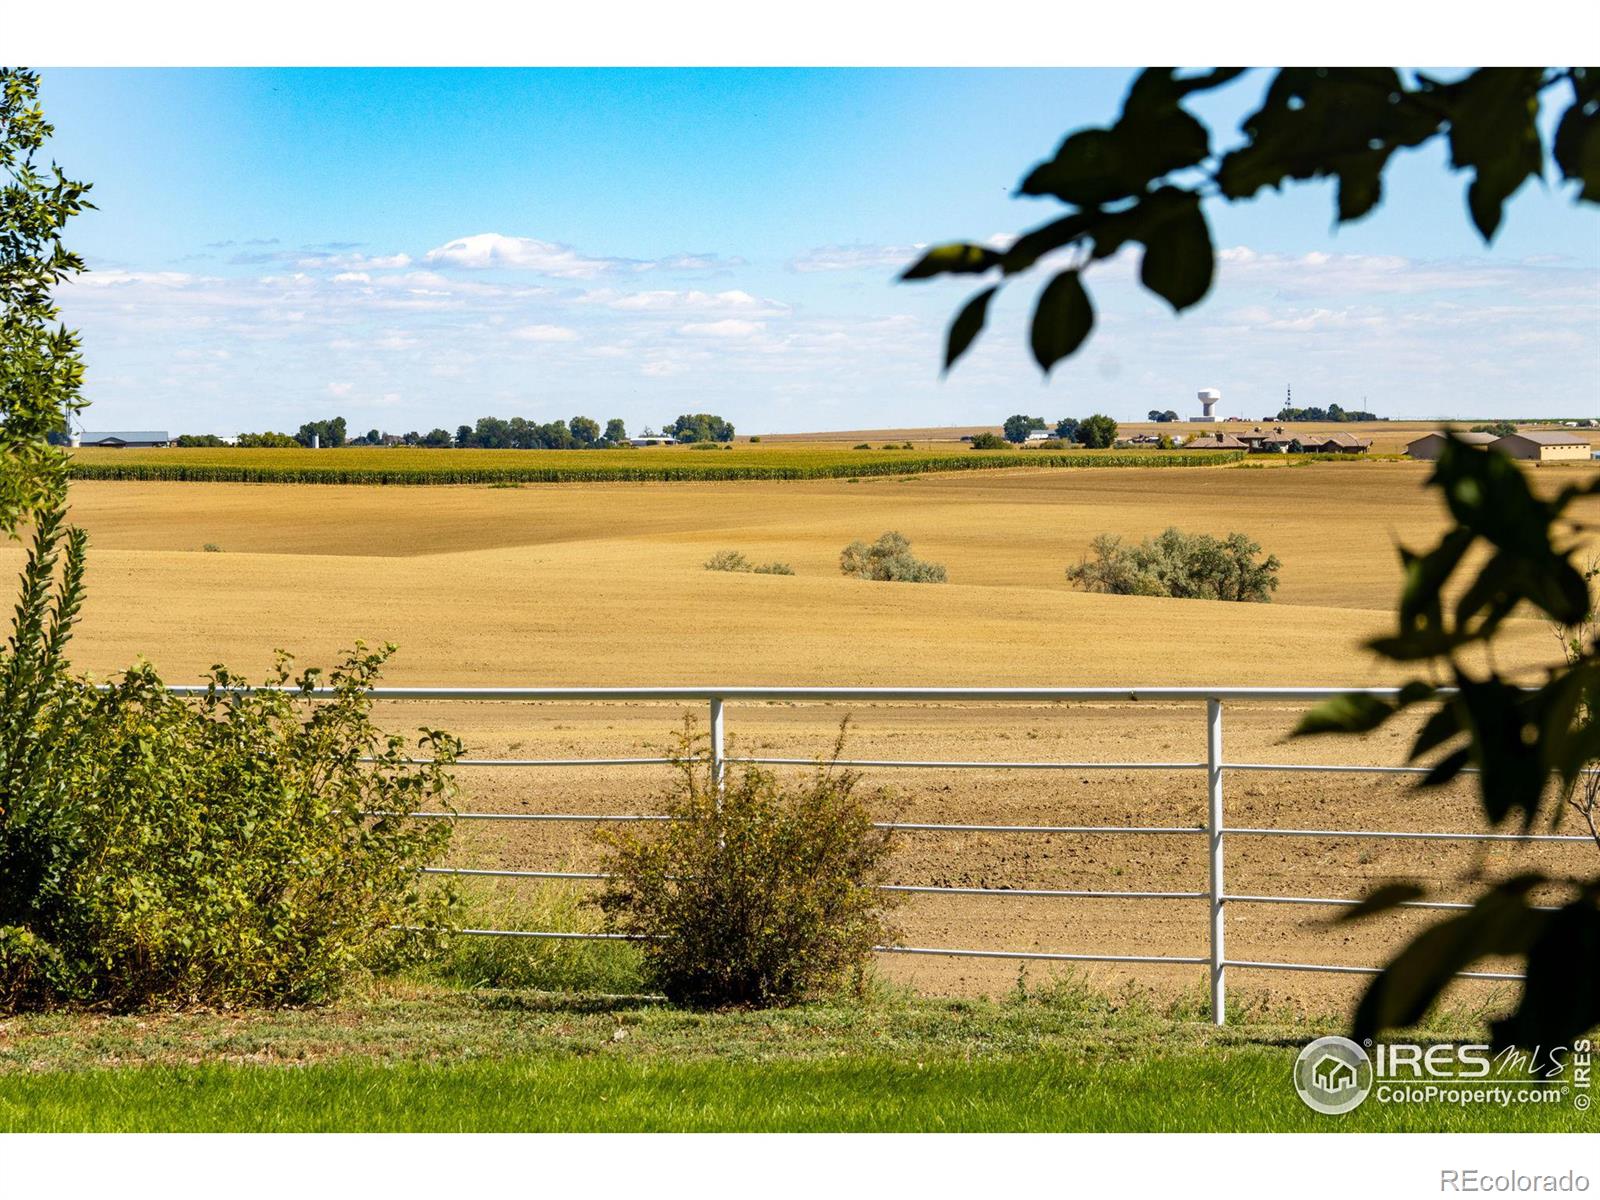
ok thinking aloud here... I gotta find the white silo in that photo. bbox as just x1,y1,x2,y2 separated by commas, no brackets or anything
1193,388,1222,422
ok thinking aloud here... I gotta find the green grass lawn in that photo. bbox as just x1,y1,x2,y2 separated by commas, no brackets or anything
1,979,1588,1132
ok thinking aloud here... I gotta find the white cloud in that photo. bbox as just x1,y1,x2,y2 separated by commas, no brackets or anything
424,233,744,279
509,323,580,342
424,234,617,276
678,318,764,339
327,381,354,396
788,243,924,273
602,288,789,316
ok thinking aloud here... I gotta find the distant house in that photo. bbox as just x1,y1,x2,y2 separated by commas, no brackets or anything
1405,431,1496,459
1024,429,1054,442
628,434,678,446
1292,432,1371,454
1492,430,1591,462
73,430,172,448
1184,433,1249,450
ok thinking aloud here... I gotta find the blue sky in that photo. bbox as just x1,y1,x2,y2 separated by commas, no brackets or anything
42,67,1600,435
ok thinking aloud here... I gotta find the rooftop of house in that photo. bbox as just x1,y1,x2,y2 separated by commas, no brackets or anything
1499,429,1589,445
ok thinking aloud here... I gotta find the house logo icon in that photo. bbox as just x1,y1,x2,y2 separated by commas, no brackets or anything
1294,1036,1374,1114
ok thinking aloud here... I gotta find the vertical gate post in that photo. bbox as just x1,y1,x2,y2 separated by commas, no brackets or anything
709,696,726,800
1206,697,1226,1026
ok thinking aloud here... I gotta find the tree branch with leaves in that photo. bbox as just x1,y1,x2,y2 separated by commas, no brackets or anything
903,67,1598,374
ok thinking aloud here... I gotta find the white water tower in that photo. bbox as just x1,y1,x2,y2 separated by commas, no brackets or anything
1193,388,1222,422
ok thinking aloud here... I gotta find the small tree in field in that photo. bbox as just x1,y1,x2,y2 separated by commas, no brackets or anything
1002,414,1046,443
1075,413,1118,448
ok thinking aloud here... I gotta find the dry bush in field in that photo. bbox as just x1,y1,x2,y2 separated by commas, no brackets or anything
595,719,898,1009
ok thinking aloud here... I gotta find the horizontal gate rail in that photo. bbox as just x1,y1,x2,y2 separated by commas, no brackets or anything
158,682,1590,1024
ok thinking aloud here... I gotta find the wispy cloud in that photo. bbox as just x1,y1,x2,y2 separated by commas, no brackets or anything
423,232,742,279
787,243,924,273
509,323,580,342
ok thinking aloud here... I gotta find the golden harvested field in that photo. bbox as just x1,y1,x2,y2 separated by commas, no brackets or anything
34,459,1600,1009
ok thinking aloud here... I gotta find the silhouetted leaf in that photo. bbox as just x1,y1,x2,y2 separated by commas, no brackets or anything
1293,692,1397,737
1123,67,1248,115
1435,68,1547,241
1420,745,1471,789
1409,701,1463,761
944,286,997,373
1552,72,1600,202
1336,882,1429,922
1337,149,1388,222
1019,110,1209,206
1218,68,1440,208
1029,270,1094,373
1491,892,1600,1050
1137,188,1213,311
1000,213,1095,276
1352,876,1548,1042
900,243,1002,281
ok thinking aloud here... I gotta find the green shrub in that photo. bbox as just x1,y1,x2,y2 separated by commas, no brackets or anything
1066,527,1280,602
0,515,461,1012
748,436,761,443
689,442,722,451
705,550,794,575
202,542,222,552
595,720,898,1008
1032,438,1067,449
839,532,947,583
968,432,1010,449
853,443,872,450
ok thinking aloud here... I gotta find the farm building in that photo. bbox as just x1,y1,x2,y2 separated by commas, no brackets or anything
628,434,678,446
1025,429,1054,442
1184,433,1249,450
1490,430,1591,462
1238,428,1295,453
1292,433,1371,454
1405,431,1496,459
71,430,172,448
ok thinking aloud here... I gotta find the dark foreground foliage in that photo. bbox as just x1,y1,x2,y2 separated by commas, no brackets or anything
1295,436,1600,1049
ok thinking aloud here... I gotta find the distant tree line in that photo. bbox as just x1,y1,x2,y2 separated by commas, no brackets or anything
999,413,1120,448
174,412,737,450
1274,403,1382,422
1147,410,1180,422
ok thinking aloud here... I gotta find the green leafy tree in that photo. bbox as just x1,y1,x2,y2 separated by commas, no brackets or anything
235,431,299,448
454,424,473,448
603,418,627,444
1294,438,1599,1048
175,434,226,447
1002,414,1046,443
0,69,91,534
668,413,735,443
1075,413,1118,448
1054,417,1080,441
1472,420,1518,437
423,428,452,447
903,68,1599,374
569,415,601,445
294,417,346,448
968,431,1010,450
